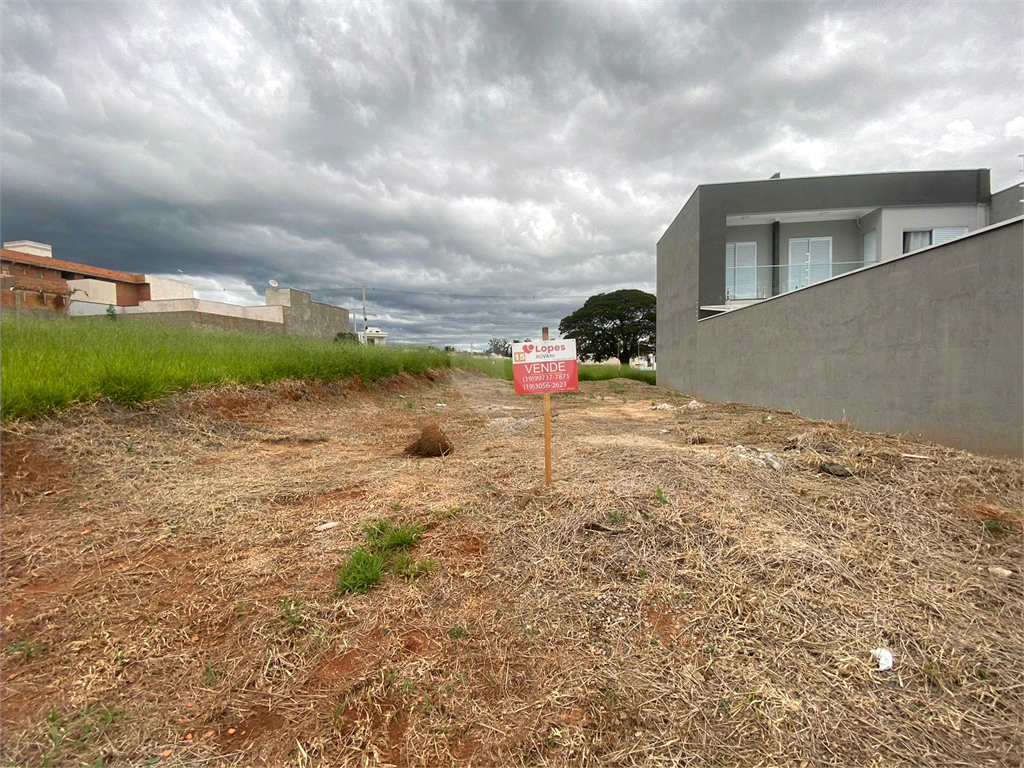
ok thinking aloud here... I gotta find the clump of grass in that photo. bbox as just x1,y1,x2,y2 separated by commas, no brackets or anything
365,519,424,550
447,625,467,640
5,640,47,660
391,553,437,581
0,317,452,420
43,704,120,766
281,598,304,629
337,518,434,594
335,547,388,594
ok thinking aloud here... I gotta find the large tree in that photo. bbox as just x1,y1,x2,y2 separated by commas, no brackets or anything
487,338,511,357
558,289,656,364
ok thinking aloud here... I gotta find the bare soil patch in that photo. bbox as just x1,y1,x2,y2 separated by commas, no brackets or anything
1,370,1021,767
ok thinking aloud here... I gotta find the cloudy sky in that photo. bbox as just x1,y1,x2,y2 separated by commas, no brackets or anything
2,1,1021,347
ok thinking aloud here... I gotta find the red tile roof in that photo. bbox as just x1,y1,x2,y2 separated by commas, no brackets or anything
0,248,147,284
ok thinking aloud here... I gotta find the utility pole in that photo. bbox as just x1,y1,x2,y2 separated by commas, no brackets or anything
362,284,367,334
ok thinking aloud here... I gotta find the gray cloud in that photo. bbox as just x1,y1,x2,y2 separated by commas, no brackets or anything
2,0,1021,347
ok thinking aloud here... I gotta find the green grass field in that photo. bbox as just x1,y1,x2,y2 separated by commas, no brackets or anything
0,318,655,420
0,317,449,420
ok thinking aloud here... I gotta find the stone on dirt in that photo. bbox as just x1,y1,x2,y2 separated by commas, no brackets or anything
406,423,454,458
820,461,854,477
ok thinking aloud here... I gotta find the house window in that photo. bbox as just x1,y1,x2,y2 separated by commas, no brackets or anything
903,227,968,253
725,242,757,300
862,230,877,264
788,237,832,292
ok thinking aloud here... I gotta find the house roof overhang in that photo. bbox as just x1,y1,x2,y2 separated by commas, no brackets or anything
0,249,146,284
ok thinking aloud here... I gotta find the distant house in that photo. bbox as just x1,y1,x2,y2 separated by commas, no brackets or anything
358,326,388,346
1,241,350,341
656,169,1023,457
1,240,174,312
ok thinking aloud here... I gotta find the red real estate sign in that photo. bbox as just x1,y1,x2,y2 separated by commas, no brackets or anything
512,339,578,395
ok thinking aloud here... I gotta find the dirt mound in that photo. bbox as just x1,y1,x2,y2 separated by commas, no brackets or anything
405,422,453,457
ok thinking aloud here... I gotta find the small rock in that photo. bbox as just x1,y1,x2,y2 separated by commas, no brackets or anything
650,403,675,411
683,399,705,409
729,445,781,470
405,423,454,458
820,461,854,477
988,566,1014,578
315,521,342,532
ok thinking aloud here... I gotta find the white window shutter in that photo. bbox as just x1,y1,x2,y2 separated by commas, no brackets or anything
734,242,757,299
789,238,809,292
807,237,832,285
932,227,968,245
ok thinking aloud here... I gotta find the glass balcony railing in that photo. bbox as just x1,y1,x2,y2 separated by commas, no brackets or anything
725,260,870,301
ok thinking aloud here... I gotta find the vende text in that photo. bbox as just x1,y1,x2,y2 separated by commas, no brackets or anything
524,362,568,373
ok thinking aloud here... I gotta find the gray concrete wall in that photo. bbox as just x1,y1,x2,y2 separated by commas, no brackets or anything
79,310,287,335
657,218,1023,458
657,190,701,388
991,184,1024,224
267,288,350,341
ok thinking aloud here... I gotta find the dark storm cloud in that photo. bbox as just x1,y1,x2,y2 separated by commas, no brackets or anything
2,0,1021,347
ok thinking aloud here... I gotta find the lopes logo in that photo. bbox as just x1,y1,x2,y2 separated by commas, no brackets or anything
523,343,566,354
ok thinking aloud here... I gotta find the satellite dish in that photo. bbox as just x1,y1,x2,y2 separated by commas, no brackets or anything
268,279,278,287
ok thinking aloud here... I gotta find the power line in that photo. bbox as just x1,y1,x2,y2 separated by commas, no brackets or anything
361,286,597,300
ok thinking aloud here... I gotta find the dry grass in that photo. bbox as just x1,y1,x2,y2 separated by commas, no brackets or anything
1,370,1021,767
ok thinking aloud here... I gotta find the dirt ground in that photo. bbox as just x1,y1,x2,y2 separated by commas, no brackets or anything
1,369,1021,767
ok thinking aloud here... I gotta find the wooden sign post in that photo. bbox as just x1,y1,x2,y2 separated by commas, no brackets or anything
511,330,579,487
542,327,552,486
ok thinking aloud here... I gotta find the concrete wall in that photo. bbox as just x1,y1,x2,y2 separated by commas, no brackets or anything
68,278,117,305
267,288,350,341
2,241,52,258
877,204,986,261
145,275,194,300
88,310,287,335
991,184,1024,224
70,297,285,322
69,288,348,342
657,190,701,390
657,216,1023,458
